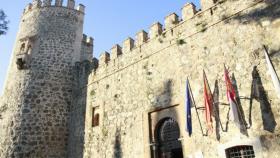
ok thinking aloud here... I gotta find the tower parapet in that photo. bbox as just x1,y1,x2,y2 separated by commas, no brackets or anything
24,0,85,14
80,34,94,62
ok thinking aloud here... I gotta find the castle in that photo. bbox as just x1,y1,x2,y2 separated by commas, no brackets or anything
0,0,280,157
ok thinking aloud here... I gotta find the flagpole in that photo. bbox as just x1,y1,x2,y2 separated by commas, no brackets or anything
187,79,205,136
263,45,280,99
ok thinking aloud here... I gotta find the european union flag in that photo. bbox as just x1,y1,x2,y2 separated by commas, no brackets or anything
186,79,192,136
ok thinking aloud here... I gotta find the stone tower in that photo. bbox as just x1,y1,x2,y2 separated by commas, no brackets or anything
0,0,93,157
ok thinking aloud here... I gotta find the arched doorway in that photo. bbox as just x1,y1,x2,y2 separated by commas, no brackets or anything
155,117,183,158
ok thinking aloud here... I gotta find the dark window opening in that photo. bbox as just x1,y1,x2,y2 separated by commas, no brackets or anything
225,145,255,158
16,58,25,70
20,43,25,52
92,107,100,127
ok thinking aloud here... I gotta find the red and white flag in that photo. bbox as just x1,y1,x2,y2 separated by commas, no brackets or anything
203,71,213,132
224,66,241,128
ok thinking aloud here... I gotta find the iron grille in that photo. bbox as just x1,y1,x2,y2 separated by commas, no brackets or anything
225,145,255,158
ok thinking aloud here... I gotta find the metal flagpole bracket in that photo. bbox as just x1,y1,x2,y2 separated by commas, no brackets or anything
178,137,184,141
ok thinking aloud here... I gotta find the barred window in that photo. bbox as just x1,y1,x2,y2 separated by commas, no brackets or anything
225,145,255,158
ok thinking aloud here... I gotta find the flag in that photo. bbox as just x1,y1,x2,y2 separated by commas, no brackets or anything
203,71,213,132
185,79,192,136
224,66,241,128
264,46,280,99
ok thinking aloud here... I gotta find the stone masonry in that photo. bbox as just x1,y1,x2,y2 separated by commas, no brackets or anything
0,0,280,158
83,0,280,158
0,0,92,157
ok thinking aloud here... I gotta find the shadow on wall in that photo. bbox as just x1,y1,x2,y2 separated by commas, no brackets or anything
231,0,280,24
269,48,280,58
148,79,184,158
67,59,97,158
231,74,249,136
153,80,173,107
213,80,221,141
113,128,123,158
249,66,276,133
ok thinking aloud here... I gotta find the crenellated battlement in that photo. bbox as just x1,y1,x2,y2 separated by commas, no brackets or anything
182,2,197,21
99,51,110,66
80,34,94,62
90,0,214,72
90,0,269,78
164,13,179,30
23,0,85,14
82,34,94,46
111,44,122,60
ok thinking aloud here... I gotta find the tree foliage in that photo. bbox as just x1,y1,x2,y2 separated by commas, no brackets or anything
0,9,9,35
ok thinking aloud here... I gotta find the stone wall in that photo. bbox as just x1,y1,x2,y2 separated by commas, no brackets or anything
67,60,97,158
84,0,280,157
0,1,86,157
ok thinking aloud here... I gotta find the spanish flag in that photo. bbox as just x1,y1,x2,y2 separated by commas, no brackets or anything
203,71,213,132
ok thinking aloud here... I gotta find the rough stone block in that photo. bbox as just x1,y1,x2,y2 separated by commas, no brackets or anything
164,13,179,30
111,45,122,59
149,22,163,38
122,37,134,53
182,3,197,20
99,51,110,65
136,30,148,46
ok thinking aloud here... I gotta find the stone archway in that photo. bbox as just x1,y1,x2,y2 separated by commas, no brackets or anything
155,117,183,158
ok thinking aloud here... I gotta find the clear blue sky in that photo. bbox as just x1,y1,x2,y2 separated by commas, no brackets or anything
0,0,200,94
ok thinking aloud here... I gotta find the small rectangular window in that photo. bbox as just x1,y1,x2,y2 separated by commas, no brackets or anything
92,107,100,127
